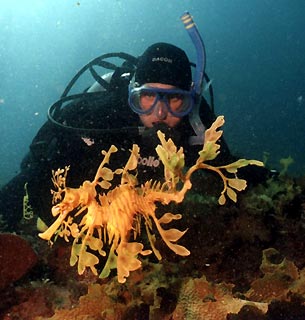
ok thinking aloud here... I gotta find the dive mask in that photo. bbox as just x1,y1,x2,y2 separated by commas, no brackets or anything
128,83,195,118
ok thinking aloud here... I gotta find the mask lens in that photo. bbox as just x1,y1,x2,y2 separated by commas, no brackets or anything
129,89,156,114
166,93,192,115
139,91,158,111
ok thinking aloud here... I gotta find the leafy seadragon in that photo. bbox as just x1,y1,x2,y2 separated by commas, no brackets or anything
39,116,263,283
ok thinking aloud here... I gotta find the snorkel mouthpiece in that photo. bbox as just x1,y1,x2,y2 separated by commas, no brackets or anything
181,12,207,145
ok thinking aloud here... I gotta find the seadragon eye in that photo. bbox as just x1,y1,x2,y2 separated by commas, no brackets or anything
51,205,61,216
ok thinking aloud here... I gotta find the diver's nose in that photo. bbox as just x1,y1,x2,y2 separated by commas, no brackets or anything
154,101,168,120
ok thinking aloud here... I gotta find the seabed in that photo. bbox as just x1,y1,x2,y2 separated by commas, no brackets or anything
1,172,305,320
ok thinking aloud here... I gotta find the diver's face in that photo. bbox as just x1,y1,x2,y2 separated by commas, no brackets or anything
139,83,182,128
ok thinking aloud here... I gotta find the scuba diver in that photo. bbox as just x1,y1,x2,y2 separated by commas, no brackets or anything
0,13,267,230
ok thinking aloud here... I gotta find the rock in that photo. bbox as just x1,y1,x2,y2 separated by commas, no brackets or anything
0,233,38,290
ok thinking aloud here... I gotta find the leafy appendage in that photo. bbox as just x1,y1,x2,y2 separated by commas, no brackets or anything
156,131,185,190
185,116,264,205
150,211,190,257
198,115,225,162
217,160,264,205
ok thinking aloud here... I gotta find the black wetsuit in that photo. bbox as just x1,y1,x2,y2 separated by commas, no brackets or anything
0,78,245,230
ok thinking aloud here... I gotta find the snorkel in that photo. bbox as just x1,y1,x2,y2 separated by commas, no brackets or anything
181,12,207,145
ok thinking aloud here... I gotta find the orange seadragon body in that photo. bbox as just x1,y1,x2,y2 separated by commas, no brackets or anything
39,116,263,283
